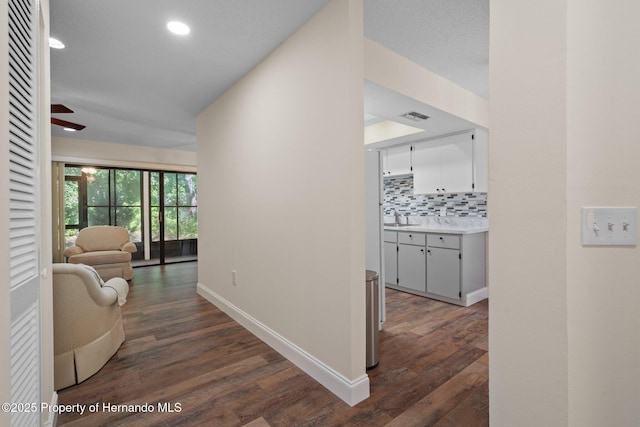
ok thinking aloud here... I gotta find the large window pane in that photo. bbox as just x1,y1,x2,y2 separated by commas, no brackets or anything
87,169,110,206
151,207,160,242
178,207,198,239
150,172,160,206
164,207,177,240
116,170,141,206
64,180,79,225
164,173,177,206
178,174,197,206
88,207,110,226
116,207,142,242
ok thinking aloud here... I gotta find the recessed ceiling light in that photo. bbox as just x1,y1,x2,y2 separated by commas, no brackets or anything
167,21,190,36
49,37,65,49
63,127,76,132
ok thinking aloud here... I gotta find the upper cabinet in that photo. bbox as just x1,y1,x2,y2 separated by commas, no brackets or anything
413,131,473,194
413,129,488,194
382,145,412,176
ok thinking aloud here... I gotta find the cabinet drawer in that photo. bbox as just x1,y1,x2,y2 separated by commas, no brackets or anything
398,232,426,246
384,231,397,243
427,234,460,249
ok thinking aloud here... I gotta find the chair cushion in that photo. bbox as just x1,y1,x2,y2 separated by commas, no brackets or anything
68,250,131,266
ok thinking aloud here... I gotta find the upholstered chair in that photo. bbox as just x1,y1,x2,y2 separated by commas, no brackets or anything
63,225,137,280
53,263,129,390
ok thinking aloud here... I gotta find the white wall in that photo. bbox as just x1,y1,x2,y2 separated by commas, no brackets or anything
566,1,640,425
52,136,197,171
196,0,367,405
491,1,640,426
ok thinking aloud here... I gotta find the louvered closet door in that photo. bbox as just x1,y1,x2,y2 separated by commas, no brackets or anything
8,0,41,425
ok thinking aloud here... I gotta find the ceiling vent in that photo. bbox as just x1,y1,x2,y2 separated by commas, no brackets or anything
401,111,430,121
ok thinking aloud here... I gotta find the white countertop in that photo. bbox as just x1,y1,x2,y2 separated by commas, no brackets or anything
384,225,488,234
383,217,489,235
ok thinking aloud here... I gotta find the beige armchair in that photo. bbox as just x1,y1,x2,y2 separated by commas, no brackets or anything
53,263,129,390
63,225,137,280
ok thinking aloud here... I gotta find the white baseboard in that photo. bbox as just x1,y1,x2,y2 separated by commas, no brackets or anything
196,283,370,406
465,287,488,306
43,391,58,427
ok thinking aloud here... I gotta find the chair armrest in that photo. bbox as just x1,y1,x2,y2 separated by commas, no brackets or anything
121,242,137,253
63,246,84,257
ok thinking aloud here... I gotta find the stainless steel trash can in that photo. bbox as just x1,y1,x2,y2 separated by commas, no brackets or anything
365,270,379,369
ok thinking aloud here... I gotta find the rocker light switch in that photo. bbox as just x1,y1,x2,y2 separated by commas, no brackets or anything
581,207,637,246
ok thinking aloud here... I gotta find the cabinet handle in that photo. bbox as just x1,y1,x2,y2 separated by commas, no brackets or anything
409,234,412,238
427,249,431,254
439,237,444,240
420,249,424,253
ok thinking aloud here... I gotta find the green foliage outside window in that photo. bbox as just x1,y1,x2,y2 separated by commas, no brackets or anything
65,167,196,246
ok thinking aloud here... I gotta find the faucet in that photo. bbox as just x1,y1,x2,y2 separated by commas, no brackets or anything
393,210,401,225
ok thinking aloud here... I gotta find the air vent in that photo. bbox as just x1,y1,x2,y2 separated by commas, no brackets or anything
401,111,430,121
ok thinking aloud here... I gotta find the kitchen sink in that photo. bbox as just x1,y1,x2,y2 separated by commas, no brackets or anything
384,223,420,227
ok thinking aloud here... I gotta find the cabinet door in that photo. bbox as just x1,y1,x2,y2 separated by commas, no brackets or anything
413,132,474,194
398,244,426,292
412,141,441,194
384,145,412,176
427,247,461,299
384,242,398,285
438,135,473,193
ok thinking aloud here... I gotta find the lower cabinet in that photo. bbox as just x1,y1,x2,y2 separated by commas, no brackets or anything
384,230,486,306
397,244,426,292
426,247,460,299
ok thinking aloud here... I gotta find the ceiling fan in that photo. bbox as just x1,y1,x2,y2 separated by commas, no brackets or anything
51,104,86,131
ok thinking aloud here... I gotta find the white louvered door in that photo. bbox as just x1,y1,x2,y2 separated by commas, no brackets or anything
7,0,41,425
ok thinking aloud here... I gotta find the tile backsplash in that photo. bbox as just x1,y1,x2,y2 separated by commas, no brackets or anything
384,174,487,218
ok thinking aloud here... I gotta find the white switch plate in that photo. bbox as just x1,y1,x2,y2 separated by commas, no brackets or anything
581,207,637,246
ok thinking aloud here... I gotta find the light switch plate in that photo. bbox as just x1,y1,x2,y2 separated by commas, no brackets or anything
581,207,637,246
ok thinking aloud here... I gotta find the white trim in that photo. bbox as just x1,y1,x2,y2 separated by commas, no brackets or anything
51,154,197,173
42,391,58,427
196,283,370,406
465,287,488,307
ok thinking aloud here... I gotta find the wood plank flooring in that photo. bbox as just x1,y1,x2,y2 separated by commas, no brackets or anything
57,263,488,426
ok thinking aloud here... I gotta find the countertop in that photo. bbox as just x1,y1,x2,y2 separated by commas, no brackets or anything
384,225,488,234
383,217,489,235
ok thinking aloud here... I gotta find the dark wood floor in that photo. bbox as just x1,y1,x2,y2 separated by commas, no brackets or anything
57,263,488,426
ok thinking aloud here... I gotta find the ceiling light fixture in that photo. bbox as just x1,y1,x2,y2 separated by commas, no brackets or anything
49,37,65,49
63,127,76,132
167,21,190,36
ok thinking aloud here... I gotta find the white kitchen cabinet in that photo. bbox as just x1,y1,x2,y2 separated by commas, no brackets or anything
397,243,426,292
413,131,473,194
382,145,412,176
427,246,461,300
383,228,487,306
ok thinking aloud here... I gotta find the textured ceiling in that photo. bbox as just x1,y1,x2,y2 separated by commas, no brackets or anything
50,0,489,151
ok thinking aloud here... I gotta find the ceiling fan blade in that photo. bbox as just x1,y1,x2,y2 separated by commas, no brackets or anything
51,104,74,114
51,117,86,130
